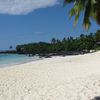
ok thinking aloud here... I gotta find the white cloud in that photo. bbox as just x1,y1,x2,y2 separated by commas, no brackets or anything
0,0,58,15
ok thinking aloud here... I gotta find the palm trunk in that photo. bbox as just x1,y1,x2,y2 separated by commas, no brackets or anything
96,0,100,24
97,10,100,25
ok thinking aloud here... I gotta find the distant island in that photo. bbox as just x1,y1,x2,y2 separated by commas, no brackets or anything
1,30,100,57
0,50,17,54
15,30,100,57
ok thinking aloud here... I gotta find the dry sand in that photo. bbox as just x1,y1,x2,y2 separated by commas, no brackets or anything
0,51,100,100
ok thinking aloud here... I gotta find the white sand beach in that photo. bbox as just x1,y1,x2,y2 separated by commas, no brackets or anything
0,51,100,100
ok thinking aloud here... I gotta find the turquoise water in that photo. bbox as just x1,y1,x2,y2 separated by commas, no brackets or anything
0,54,40,68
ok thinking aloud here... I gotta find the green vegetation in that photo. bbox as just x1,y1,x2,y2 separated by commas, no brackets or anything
16,30,100,56
64,0,100,30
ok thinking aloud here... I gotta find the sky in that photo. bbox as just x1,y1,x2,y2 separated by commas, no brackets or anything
0,0,99,50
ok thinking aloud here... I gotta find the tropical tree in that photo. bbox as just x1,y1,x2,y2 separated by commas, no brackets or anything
51,38,57,44
9,46,13,49
64,0,100,30
95,30,100,41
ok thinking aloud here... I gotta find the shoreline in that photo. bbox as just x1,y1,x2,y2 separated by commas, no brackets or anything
0,56,44,69
0,51,100,100
0,51,95,69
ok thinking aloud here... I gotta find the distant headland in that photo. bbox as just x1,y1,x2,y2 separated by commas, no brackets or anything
0,50,17,54
1,30,100,58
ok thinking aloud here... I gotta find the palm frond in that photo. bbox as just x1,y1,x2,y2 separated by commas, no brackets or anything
64,0,100,30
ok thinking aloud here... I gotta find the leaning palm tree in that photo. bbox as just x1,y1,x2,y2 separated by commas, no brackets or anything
64,0,100,30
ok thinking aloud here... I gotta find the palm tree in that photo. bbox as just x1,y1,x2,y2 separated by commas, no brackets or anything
9,46,13,49
64,0,100,30
51,38,57,44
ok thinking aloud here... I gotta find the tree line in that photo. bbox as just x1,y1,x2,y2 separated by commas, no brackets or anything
16,30,100,56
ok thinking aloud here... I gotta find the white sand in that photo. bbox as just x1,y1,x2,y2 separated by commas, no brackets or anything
0,51,100,100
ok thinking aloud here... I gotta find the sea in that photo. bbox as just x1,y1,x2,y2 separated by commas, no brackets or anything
0,54,40,68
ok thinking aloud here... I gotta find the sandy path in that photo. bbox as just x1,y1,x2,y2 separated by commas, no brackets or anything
0,51,100,100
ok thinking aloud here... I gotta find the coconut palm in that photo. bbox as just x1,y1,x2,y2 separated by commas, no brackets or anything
64,0,100,30
9,46,13,49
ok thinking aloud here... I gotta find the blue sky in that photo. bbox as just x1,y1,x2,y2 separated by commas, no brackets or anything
0,0,99,50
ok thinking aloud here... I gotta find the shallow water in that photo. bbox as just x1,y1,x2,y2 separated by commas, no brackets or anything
0,54,40,68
